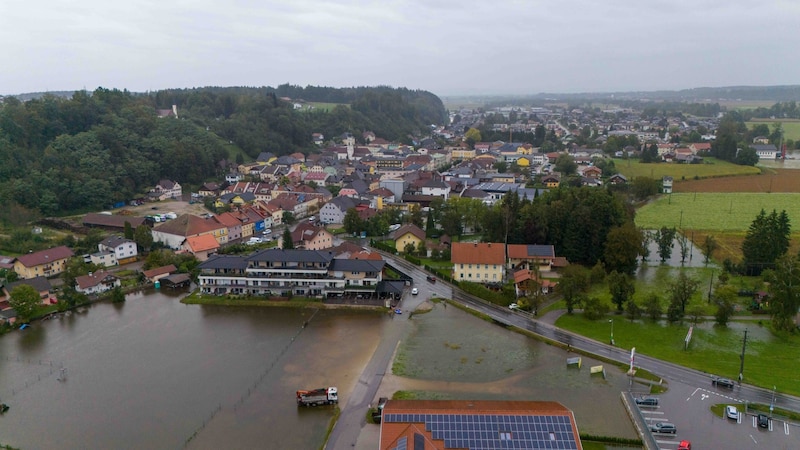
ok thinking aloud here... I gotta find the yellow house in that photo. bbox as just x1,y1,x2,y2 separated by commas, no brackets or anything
392,224,426,253
516,156,531,167
13,246,75,279
451,242,505,283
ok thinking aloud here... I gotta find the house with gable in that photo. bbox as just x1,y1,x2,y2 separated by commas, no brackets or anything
142,264,177,283
14,246,74,279
98,236,138,265
320,196,361,225
215,212,244,242
451,242,505,284
151,214,228,249
75,270,121,295
2,276,57,307
662,176,673,194
282,223,334,250
183,234,220,261
391,224,426,254
150,179,182,201
507,244,556,272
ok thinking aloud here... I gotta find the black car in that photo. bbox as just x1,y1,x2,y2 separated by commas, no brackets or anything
758,414,769,428
712,376,735,388
635,397,659,406
426,275,436,283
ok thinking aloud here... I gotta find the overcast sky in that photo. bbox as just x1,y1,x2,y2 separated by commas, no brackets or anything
2,0,799,97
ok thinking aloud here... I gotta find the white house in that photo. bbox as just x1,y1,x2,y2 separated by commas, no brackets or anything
752,144,777,160
98,236,138,264
75,271,121,295
421,179,450,200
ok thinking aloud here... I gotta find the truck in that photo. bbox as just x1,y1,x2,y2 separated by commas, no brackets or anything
296,387,338,407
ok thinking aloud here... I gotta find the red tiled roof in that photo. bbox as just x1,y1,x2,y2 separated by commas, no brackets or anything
451,242,505,265
186,234,219,252
16,246,74,268
142,264,177,279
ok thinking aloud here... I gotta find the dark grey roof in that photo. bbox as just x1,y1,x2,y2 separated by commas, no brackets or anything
198,254,249,270
752,144,778,151
7,276,52,293
329,258,385,272
247,249,335,264
526,245,555,258
100,235,133,248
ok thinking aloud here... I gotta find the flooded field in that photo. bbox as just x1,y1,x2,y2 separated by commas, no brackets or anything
389,303,641,439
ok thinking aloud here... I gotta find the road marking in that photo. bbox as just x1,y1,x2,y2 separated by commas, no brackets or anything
688,387,700,401
752,416,757,428
750,434,757,444
656,439,679,445
700,393,708,400
785,422,790,435
640,411,665,415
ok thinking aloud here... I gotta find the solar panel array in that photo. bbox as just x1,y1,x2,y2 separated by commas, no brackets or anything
384,413,578,449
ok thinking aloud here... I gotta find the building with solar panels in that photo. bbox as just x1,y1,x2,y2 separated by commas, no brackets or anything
379,400,582,450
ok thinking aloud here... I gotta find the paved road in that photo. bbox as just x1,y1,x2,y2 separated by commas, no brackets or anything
326,251,800,449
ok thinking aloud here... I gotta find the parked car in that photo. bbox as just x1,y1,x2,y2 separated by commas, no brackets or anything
650,422,677,434
508,303,520,310
635,397,659,406
726,405,739,420
411,288,419,295
677,440,692,450
758,413,769,428
712,376,735,388
263,229,272,234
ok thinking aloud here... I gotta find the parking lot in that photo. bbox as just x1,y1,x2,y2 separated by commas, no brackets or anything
630,381,799,449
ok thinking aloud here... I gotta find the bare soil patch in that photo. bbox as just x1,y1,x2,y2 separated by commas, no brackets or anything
674,168,800,193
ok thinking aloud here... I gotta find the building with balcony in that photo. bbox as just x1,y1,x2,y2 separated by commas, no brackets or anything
197,249,385,298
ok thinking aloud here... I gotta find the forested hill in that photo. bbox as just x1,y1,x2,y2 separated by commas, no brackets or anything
0,86,446,219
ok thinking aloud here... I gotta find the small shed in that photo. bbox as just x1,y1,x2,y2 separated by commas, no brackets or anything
160,273,191,288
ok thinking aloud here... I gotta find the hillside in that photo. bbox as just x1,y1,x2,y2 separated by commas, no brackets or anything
0,85,446,219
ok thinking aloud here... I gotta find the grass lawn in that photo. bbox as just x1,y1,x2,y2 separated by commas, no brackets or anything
307,102,348,112
746,119,800,141
635,192,800,231
613,157,760,181
555,313,800,396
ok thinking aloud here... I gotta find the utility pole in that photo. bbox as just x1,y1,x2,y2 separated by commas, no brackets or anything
707,270,714,303
739,328,748,384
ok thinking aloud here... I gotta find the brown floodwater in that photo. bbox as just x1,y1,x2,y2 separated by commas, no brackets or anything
0,289,639,450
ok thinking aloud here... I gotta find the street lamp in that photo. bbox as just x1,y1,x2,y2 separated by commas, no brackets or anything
609,319,615,346
771,386,776,417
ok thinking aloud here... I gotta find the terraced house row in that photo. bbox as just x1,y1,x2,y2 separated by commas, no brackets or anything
197,249,386,298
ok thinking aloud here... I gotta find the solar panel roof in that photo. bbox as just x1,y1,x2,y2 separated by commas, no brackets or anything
383,413,578,450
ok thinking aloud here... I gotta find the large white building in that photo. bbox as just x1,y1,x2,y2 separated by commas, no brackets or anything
197,249,385,298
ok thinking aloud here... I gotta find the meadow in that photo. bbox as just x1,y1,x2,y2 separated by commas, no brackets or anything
746,119,800,141
635,192,800,231
612,158,760,180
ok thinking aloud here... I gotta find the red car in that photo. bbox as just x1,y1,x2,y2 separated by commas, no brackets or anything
677,440,691,450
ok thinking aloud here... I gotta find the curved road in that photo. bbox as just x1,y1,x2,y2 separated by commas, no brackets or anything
325,251,800,449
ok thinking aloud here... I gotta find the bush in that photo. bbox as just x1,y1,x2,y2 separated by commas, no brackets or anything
404,254,421,265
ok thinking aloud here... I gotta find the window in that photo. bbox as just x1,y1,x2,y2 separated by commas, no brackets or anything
485,264,488,269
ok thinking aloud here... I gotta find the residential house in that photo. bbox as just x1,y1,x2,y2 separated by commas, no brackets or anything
328,258,385,289
320,196,360,225
379,400,582,450
421,178,450,200
14,246,74,279
391,224,426,254
451,242,505,283
75,270,121,295
580,166,602,179
215,212,244,242
183,234,220,261
541,174,560,188
198,182,221,197
507,244,556,272
2,276,57,306
283,223,335,250
150,179,182,201
98,236,138,265
608,173,627,185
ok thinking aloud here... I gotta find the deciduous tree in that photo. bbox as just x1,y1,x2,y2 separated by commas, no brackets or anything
10,284,40,323
607,271,635,312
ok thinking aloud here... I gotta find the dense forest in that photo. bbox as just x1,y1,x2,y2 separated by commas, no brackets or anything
0,85,447,220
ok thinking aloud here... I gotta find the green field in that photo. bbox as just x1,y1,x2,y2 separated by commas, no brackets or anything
308,102,348,112
635,192,800,231
746,119,800,141
613,158,761,181
556,313,799,396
